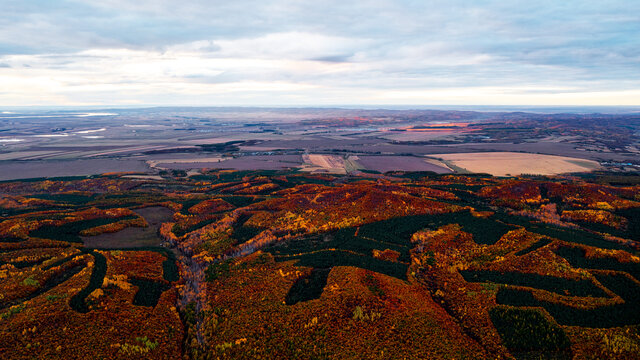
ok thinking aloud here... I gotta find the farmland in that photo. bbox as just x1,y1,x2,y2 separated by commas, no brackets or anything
1,107,639,182
432,152,602,176
300,154,348,174
356,155,452,173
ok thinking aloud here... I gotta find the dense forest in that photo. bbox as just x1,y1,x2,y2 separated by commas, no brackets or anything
1,169,639,359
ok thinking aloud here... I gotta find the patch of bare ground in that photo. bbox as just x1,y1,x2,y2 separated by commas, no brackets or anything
82,206,174,248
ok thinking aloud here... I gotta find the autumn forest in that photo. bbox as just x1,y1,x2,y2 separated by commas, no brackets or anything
0,169,638,359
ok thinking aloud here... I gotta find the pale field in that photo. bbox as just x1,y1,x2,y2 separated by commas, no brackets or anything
300,154,347,174
423,157,454,172
324,135,358,140
122,175,164,180
537,135,581,143
431,152,601,176
85,145,170,157
308,154,345,169
0,150,114,161
0,151,60,160
20,151,87,160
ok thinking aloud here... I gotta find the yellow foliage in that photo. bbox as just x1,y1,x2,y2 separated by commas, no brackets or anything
596,201,614,210
89,288,104,299
102,275,131,290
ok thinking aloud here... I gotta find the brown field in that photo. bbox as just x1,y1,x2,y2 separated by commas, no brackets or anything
431,152,602,176
157,155,303,170
147,156,229,169
0,159,150,181
82,206,174,248
356,155,452,173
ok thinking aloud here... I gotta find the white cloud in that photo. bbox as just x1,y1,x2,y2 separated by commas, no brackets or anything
210,32,368,60
0,1,639,106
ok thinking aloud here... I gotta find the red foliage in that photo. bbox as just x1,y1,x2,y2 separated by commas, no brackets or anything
188,199,234,215
479,180,542,209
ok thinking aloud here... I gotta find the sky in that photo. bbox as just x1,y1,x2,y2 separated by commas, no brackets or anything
1,0,639,107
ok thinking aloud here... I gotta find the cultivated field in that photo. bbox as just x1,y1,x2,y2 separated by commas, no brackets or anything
308,154,344,169
356,155,452,173
156,155,302,170
0,159,149,181
0,107,637,181
146,156,229,170
300,154,347,174
431,152,602,176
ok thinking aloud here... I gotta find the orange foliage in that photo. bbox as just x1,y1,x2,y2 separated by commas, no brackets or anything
545,182,640,210
479,180,543,209
103,250,166,281
188,199,234,214
372,249,401,262
561,210,628,230
80,217,148,236
0,195,55,209
249,183,461,235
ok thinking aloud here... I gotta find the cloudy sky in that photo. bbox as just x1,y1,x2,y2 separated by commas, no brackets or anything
1,0,639,107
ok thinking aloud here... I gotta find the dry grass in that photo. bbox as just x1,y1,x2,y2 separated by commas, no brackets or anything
431,152,601,176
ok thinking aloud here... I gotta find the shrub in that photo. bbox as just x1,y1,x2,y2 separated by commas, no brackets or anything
22,277,40,287
205,260,232,282
353,306,364,320
46,294,63,301
603,333,640,354
118,336,159,355
200,230,236,257
0,304,25,320
352,306,382,322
